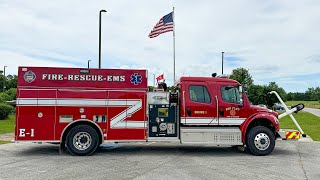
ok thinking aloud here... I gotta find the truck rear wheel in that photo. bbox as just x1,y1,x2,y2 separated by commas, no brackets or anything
246,126,275,156
66,125,99,156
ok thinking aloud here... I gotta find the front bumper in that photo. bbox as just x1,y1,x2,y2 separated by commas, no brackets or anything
277,129,300,140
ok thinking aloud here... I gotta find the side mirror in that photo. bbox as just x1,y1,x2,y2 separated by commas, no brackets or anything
239,86,244,105
239,86,243,93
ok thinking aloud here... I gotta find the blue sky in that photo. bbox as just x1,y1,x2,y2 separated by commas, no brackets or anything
0,0,320,92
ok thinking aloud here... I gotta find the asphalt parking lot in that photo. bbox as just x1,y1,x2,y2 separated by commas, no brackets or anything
0,141,319,180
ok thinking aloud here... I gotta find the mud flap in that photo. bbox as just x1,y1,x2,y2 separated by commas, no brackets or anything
59,142,65,155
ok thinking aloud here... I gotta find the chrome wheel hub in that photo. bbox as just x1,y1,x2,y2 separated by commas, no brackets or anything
254,133,270,150
73,132,92,150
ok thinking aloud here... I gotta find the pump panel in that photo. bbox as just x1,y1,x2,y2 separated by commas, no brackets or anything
148,104,178,137
147,92,178,138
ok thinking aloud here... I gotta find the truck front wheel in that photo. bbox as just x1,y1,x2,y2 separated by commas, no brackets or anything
66,125,99,156
246,126,275,156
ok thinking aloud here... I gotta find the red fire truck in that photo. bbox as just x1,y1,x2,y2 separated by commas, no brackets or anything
15,67,303,156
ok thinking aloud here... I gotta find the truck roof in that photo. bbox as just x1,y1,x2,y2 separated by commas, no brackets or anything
179,76,240,84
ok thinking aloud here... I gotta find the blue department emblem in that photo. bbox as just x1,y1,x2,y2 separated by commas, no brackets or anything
130,73,142,85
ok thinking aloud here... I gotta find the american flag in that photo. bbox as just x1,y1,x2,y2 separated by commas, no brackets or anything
148,12,174,38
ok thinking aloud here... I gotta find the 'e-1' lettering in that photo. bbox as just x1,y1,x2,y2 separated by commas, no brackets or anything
19,129,35,137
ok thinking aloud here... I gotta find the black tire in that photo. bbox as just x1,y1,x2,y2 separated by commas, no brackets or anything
246,126,275,156
66,125,99,156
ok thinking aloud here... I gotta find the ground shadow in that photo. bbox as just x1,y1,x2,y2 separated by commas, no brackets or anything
95,144,249,157
13,143,297,157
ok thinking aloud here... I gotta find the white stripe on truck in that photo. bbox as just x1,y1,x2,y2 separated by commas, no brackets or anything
16,98,143,128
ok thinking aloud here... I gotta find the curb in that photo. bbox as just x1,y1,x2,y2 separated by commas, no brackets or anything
298,135,313,142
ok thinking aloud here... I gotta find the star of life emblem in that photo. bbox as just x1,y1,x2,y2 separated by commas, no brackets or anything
24,70,36,83
130,73,142,85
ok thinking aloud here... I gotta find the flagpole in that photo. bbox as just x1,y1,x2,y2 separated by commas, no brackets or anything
173,7,176,84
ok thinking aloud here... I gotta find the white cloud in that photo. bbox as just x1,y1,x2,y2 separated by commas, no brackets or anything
0,50,75,75
0,0,320,92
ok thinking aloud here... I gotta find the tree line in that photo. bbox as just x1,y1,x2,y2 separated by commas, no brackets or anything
229,67,320,107
0,73,17,103
0,73,16,119
287,87,320,101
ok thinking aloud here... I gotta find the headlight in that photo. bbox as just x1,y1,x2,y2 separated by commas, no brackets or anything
274,117,279,124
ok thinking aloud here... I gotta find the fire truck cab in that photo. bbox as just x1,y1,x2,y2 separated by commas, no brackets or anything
16,67,288,156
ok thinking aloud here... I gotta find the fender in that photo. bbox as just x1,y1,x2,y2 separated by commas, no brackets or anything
60,119,104,143
240,113,280,142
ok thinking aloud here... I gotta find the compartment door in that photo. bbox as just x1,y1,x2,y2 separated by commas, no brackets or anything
37,89,56,140
55,89,108,140
107,91,146,140
16,89,56,141
16,89,38,141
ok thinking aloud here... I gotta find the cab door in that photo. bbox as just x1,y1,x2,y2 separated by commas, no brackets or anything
217,84,247,125
182,81,217,125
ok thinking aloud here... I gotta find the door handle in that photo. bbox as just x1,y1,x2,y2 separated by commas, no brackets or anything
219,109,224,117
187,108,192,116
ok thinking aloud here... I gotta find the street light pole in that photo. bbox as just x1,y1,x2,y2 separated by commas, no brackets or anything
3,66,7,92
88,60,91,68
221,52,224,75
153,74,155,87
99,9,107,69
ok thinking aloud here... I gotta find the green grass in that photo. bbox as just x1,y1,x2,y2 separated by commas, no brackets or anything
279,111,320,141
286,101,320,109
0,115,15,134
0,140,10,144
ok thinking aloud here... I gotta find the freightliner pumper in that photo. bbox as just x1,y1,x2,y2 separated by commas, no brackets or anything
15,67,305,156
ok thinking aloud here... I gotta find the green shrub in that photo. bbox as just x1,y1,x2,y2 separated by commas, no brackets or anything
0,103,14,120
5,88,17,100
0,93,11,103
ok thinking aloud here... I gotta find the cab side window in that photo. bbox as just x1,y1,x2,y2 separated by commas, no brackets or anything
221,86,241,104
189,85,211,103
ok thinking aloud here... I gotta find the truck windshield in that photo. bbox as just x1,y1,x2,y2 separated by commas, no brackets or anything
221,86,242,104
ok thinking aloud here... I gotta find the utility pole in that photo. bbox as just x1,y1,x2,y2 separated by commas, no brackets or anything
3,66,7,92
88,60,91,68
153,74,155,87
221,52,224,74
99,10,107,69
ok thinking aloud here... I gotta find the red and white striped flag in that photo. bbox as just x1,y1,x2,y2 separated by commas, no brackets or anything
148,12,174,38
